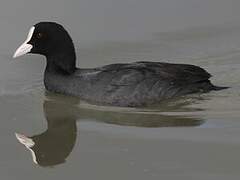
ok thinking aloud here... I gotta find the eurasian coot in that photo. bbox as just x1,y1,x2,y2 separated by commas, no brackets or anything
13,22,227,107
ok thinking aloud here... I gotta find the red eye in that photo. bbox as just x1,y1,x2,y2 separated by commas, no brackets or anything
36,32,43,39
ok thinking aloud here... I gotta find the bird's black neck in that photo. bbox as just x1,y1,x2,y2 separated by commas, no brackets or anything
45,41,77,75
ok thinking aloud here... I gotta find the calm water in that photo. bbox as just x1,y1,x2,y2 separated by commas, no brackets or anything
1,0,240,179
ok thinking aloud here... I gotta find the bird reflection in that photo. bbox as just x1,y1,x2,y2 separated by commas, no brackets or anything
16,93,205,167
16,99,78,167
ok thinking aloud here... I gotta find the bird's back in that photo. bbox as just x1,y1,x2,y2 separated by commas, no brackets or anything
65,61,216,106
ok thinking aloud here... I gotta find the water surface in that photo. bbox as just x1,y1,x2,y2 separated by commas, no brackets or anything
1,0,240,179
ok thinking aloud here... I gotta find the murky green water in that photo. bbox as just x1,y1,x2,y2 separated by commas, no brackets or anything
1,0,240,179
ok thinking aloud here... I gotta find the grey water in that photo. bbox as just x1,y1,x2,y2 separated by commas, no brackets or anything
1,0,240,179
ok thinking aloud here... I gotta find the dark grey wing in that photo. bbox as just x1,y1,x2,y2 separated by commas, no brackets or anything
88,62,165,106
164,63,211,85
75,62,213,106
132,61,212,85
99,61,212,87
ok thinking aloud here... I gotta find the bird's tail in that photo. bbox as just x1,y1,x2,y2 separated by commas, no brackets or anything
212,86,229,91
